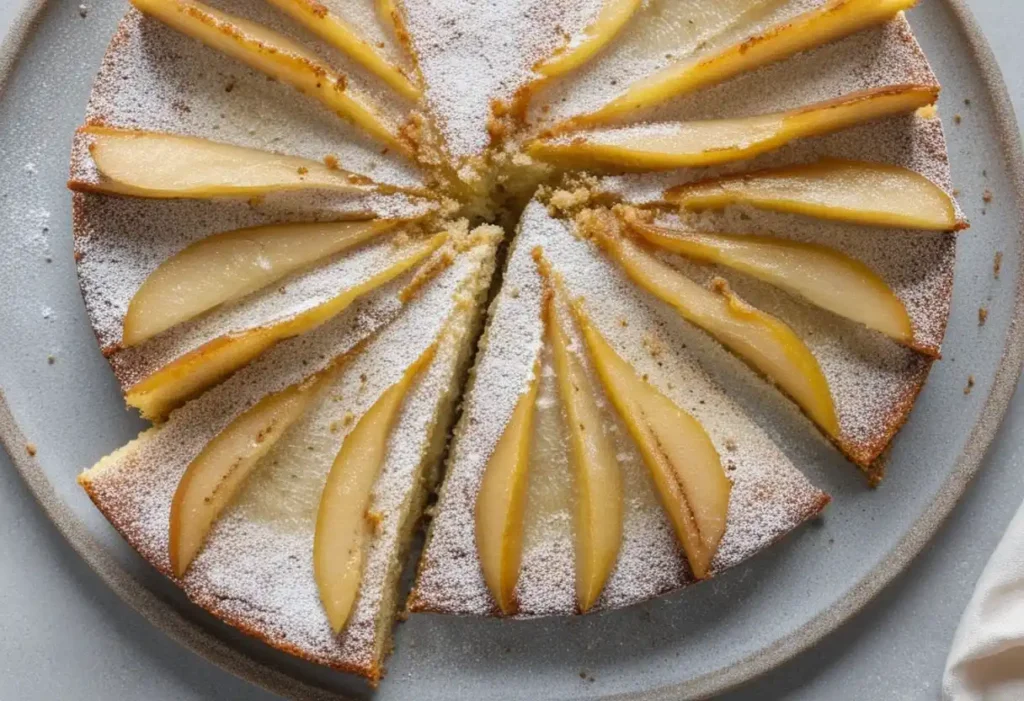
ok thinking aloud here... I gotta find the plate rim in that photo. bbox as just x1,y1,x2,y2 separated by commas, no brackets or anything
1,1,1022,699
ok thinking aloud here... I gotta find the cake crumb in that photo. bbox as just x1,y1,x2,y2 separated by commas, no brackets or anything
25,443,36,457
953,114,961,124
983,189,993,203
964,375,975,395
366,510,384,532
642,333,664,358
978,307,988,326
323,154,340,170
994,251,1003,279
547,187,592,215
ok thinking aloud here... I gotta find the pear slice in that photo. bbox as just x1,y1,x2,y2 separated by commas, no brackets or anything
569,0,916,127
541,271,622,612
124,220,403,346
265,0,420,100
625,215,919,351
169,377,320,577
530,85,937,170
77,126,375,199
129,0,409,154
585,213,838,437
532,0,641,80
375,0,414,62
126,233,446,420
666,159,962,231
545,267,730,579
475,366,541,615
314,342,436,632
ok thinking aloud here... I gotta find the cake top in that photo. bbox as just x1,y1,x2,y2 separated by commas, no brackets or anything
72,0,964,683
82,229,499,674
411,199,830,616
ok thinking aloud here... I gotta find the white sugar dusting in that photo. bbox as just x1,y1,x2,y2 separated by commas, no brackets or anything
399,0,603,160
71,0,963,677
85,7,423,188
315,0,412,71
108,230,435,388
412,201,828,616
72,189,434,352
83,237,497,673
601,113,959,359
530,0,819,127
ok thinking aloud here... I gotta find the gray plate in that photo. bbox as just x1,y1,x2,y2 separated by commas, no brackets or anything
1,1,1022,699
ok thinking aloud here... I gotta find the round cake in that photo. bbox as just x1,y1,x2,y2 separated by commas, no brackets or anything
71,0,965,684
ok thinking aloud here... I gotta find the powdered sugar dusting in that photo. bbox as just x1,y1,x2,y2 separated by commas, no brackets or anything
399,0,603,160
531,0,822,127
72,0,961,673
108,230,438,389
601,113,959,359
86,7,422,188
412,201,828,616
72,189,434,352
82,237,497,673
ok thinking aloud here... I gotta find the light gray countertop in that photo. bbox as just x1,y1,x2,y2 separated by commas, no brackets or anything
2,1,1023,699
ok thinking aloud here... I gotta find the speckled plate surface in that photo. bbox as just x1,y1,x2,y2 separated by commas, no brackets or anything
1,1,1022,699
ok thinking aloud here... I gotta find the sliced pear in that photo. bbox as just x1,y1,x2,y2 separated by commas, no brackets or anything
585,214,838,437
625,215,917,350
475,366,541,615
130,0,409,154
169,377,320,577
542,277,622,612
666,159,961,231
375,0,414,62
532,0,641,80
531,85,937,170
265,0,419,100
314,342,436,632
124,220,402,346
541,264,729,579
126,233,446,420
78,126,375,199
569,0,917,126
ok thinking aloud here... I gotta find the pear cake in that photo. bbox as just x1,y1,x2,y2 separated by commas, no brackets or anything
71,0,965,682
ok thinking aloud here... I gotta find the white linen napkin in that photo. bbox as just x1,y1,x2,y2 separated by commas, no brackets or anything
943,501,1024,700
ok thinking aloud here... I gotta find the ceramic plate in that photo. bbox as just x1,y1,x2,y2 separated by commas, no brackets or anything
1,1,1022,699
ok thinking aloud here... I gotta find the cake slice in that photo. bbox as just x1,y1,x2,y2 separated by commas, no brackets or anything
410,200,829,616
80,225,499,681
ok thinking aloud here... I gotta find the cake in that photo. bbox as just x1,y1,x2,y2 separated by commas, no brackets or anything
70,0,963,683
